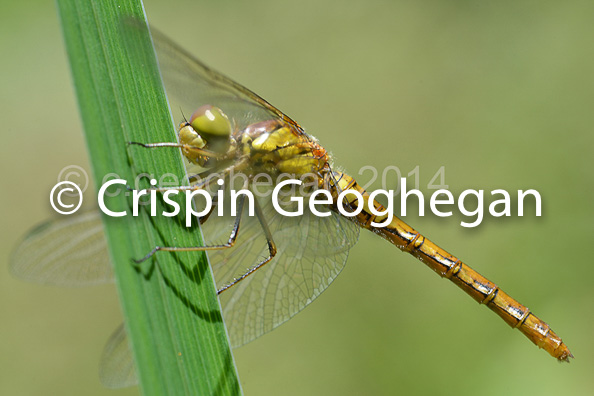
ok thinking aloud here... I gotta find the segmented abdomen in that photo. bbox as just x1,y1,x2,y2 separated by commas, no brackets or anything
331,171,572,361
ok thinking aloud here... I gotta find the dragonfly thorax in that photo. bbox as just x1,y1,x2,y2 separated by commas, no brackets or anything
236,119,330,180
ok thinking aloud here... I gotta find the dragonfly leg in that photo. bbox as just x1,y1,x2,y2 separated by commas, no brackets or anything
130,178,211,194
136,159,249,193
125,173,216,194
199,179,225,225
188,168,214,184
217,195,277,295
133,194,246,264
128,141,224,159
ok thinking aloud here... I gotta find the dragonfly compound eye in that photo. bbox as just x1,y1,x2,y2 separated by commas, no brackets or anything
189,104,232,139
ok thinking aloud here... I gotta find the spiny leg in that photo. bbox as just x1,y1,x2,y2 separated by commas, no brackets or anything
136,159,248,194
133,194,246,263
128,141,224,159
188,168,216,184
199,178,226,225
128,140,224,187
217,195,277,295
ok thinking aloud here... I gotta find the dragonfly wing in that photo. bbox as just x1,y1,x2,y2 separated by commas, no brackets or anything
145,24,302,133
10,211,114,286
202,189,360,347
99,323,137,389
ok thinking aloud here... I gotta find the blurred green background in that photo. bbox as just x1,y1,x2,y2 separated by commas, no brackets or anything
1,0,593,395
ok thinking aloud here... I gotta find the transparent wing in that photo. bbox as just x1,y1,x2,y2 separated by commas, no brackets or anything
95,185,360,385
99,323,137,389
11,194,359,386
146,23,303,133
202,186,360,347
9,211,113,286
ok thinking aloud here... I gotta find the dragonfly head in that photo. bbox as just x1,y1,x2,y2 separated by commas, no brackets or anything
178,105,232,166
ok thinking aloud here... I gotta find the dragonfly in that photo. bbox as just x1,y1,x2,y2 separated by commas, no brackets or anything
11,23,572,388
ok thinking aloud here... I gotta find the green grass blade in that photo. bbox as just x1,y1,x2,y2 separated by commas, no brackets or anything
56,1,241,394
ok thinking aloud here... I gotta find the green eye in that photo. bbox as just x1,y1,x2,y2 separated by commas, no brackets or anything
189,105,231,138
